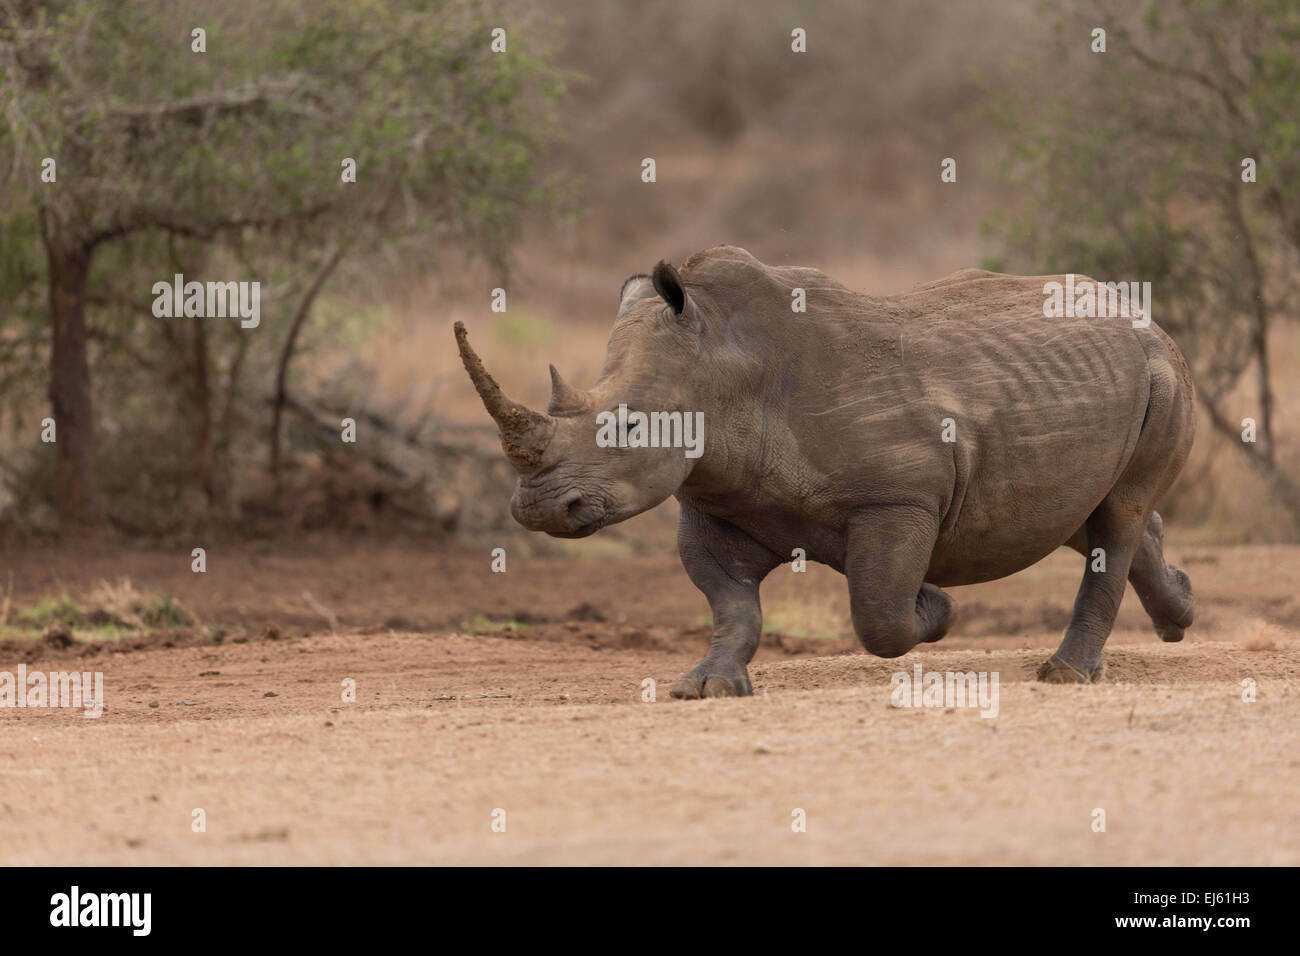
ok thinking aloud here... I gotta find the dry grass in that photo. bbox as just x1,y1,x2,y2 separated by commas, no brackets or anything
0,577,194,642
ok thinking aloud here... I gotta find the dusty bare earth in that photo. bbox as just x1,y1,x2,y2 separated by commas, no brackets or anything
0,537,1297,865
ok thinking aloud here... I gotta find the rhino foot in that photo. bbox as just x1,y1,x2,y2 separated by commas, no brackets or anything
670,666,753,700
1151,566,1194,642
920,589,957,643
1036,655,1105,684
1154,620,1187,643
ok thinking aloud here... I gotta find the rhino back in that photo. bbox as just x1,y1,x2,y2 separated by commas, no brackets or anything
682,258,1162,584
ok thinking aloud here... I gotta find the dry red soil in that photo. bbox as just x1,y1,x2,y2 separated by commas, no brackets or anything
1,538,1296,864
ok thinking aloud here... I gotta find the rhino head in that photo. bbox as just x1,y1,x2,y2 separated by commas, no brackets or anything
455,260,704,537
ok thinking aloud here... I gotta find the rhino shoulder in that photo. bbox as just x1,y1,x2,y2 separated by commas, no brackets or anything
682,245,852,298
680,244,767,280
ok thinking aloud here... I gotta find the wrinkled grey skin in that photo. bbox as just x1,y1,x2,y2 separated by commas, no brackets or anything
456,245,1196,695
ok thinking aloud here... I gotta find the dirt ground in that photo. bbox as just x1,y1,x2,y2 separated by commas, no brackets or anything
0,536,1297,865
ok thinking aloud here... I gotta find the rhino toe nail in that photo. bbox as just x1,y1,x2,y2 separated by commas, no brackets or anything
1037,656,1104,684
702,676,737,697
670,677,702,700
707,676,748,697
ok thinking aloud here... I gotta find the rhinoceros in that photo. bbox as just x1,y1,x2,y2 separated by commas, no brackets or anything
455,245,1196,696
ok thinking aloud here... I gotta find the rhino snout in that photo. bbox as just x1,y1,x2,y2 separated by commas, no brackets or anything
510,482,604,537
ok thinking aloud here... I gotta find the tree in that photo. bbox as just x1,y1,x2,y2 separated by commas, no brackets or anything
0,0,561,527
986,0,1300,534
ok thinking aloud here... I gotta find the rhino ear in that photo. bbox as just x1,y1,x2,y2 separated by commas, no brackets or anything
651,260,686,315
618,273,653,315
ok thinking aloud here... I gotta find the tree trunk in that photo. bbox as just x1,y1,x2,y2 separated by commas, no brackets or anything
189,313,214,513
213,332,251,518
1199,392,1300,537
269,242,346,486
43,226,101,528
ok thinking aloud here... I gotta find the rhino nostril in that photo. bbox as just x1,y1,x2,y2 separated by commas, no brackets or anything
564,493,585,519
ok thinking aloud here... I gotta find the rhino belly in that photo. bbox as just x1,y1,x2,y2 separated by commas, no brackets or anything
927,441,1124,586
923,337,1151,586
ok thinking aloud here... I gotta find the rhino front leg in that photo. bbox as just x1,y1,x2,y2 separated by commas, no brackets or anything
670,500,781,700
845,506,951,657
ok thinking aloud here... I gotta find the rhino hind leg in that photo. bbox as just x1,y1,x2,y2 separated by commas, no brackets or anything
1128,511,1194,642
1040,502,1150,684
1042,353,1196,683
1064,511,1194,644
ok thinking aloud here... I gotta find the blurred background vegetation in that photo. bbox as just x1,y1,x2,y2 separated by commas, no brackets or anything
1,0,1297,548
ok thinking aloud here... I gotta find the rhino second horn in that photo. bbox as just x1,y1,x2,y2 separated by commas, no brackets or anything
454,321,555,472
547,364,592,416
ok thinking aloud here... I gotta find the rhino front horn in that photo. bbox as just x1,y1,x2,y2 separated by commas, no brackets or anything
454,321,555,472
547,364,592,416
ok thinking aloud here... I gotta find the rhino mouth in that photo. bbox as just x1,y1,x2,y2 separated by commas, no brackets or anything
510,483,611,537
545,517,606,539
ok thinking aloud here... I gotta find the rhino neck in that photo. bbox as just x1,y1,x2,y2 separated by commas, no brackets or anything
676,402,761,502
